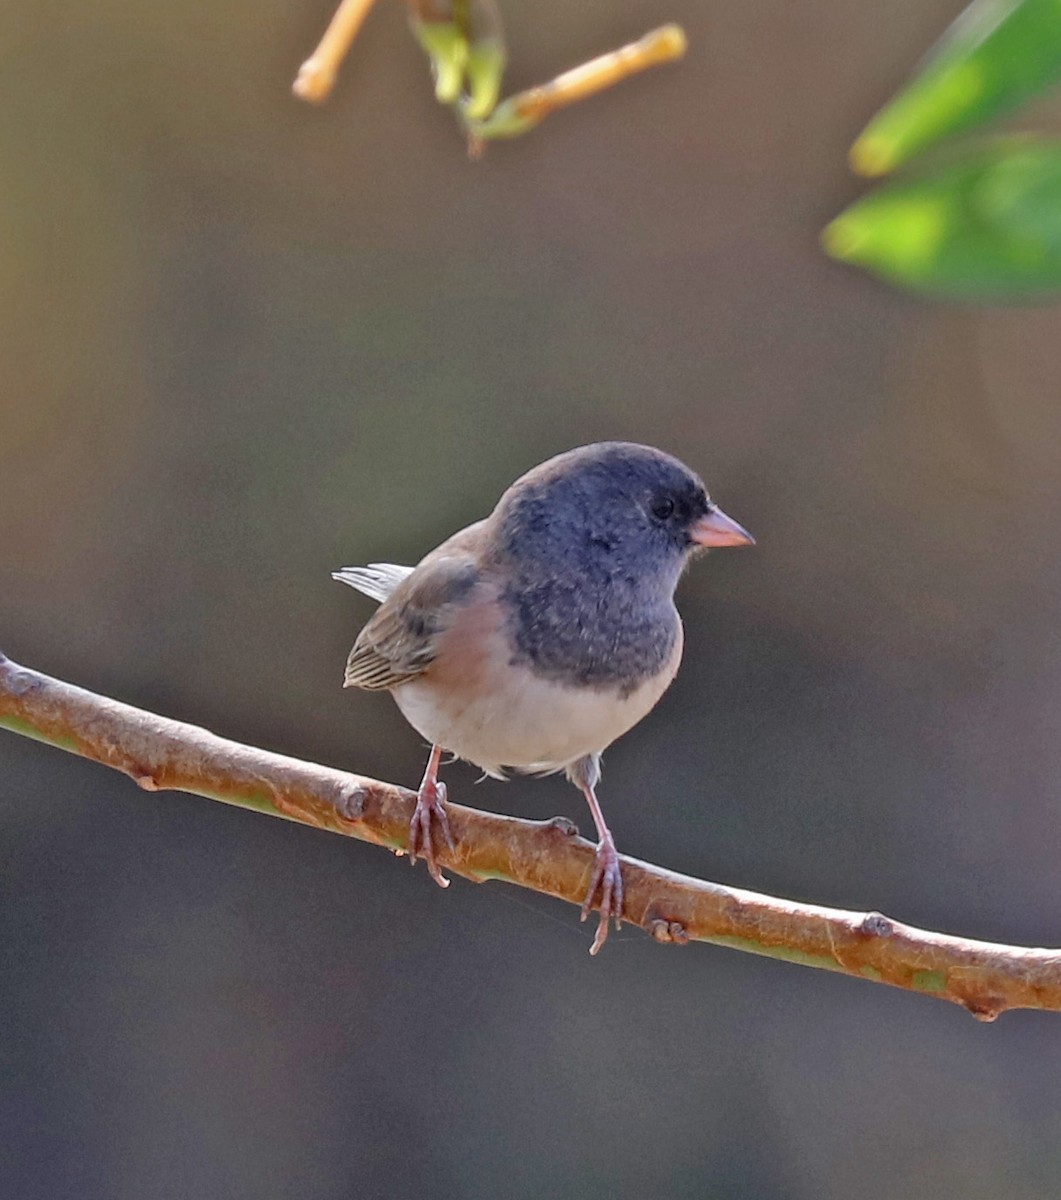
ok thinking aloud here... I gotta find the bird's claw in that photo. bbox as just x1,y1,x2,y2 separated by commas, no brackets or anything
408,779,453,888
580,836,624,955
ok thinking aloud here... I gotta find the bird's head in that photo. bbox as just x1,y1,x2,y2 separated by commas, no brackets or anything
492,441,753,593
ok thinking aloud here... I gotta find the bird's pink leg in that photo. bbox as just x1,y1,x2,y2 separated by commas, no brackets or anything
579,784,624,955
408,743,455,888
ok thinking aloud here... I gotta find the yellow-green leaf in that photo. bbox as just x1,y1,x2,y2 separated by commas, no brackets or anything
852,0,1061,177
824,138,1061,299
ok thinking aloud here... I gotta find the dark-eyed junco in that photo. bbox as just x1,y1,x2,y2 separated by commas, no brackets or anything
334,442,753,953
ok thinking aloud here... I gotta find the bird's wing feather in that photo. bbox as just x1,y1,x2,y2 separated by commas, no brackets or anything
332,563,414,603
341,528,486,691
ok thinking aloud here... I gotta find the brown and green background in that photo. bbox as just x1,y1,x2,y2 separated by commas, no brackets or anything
4,1,1061,1196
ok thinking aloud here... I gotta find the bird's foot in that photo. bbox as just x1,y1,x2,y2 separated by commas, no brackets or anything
580,834,624,955
408,777,454,888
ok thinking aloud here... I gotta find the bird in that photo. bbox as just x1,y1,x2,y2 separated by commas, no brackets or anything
333,442,753,953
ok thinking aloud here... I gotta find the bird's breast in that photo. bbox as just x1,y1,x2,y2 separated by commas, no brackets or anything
502,574,682,695
391,586,683,775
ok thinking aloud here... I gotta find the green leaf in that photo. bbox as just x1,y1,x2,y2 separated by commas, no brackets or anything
824,137,1061,299
851,0,1061,177
463,36,506,120
410,20,469,105
407,0,506,116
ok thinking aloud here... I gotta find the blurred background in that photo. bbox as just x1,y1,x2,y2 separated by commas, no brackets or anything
4,0,1061,1196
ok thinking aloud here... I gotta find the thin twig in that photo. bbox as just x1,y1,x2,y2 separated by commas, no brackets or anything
1,651,1058,1019
293,0,381,103
467,25,688,145
512,24,687,123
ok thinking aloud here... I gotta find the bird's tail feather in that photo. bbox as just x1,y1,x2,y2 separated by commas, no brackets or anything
332,562,414,604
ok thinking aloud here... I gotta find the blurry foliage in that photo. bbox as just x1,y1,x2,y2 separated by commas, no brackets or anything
825,137,1061,298
298,0,1061,299
826,0,1061,301
295,0,686,153
851,0,1061,176
407,0,507,121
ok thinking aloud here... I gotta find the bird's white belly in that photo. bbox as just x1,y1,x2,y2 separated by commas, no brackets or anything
392,658,675,778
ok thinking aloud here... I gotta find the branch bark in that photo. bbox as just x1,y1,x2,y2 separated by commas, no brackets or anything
2,650,1058,1020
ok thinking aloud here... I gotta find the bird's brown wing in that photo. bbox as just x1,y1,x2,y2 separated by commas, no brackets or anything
343,525,485,691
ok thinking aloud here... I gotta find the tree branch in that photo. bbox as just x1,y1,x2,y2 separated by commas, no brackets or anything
2,651,1058,1020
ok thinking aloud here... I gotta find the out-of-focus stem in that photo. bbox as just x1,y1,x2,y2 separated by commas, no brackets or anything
293,0,381,104
469,24,687,143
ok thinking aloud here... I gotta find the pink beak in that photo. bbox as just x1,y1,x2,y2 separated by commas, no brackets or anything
689,505,755,548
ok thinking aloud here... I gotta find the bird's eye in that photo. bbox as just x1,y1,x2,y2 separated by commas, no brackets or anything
651,497,676,521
